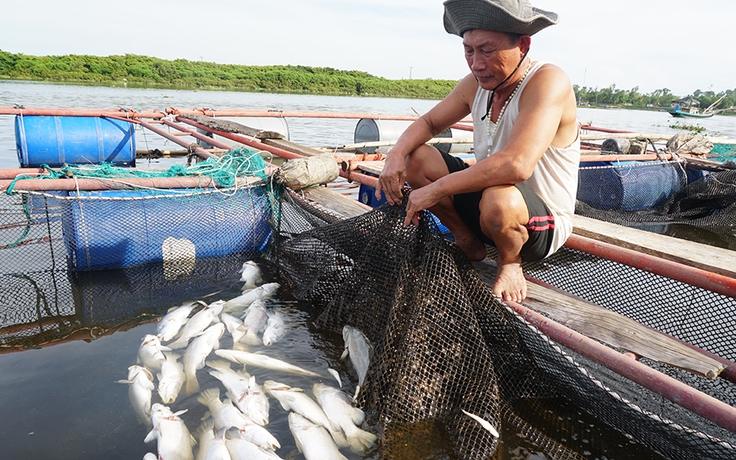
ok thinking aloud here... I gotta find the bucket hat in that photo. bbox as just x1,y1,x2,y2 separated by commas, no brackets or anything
443,0,558,37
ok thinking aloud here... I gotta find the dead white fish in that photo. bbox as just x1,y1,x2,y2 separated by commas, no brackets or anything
264,380,347,448
198,387,281,451
157,352,185,404
288,412,348,460
261,310,286,346
198,427,231,460
461,410,500,438
240,260,263,290
145,403,196,460
313,383,377,452
341,325,373,400
240,300,269,345
138,334,171,374
221,313,248,345
327,368,342,388
157,302,197,342
223,283,280,313
197,387,252,432
194,419,216,460
167,300,224,350
183,323,225,395
215,349,323,378
225,428,284,460
117,365,154,429
207,360,270,426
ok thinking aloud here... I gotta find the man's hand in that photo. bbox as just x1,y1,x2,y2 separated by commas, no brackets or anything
375,153,407,205
404,184,440,227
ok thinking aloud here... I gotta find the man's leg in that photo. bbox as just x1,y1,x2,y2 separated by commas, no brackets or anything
478,185,530,302
405,145,487,261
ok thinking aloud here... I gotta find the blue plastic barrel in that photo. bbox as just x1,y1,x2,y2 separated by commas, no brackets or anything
577,161,684,211
15,115,136,167
60,187,272,270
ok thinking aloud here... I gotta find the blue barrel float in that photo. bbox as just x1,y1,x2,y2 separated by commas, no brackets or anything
15,115,136,167
577,161,685,211
61,187,272,271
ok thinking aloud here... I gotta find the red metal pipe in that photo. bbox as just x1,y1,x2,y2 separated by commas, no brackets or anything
106,116,213,160
564,234,736,299
159,118,233,150
0,176,256,192
579,153,674,162
506,299,736,434
580,124,635,134
166,107,474,124
0,106,166,119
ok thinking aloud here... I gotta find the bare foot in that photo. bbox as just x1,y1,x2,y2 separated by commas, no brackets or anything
453,234,487,261
492,260,527,302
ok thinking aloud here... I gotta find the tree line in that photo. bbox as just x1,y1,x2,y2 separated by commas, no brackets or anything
0,50,455,99
1,50,734,110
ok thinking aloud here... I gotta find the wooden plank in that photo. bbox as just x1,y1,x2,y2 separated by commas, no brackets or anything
356,161,385,176
300,186,371,219
572,215,736,279
263,139,326,157
471,260,726,379
178,114,284,139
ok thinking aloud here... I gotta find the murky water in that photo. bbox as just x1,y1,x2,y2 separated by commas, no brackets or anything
0,81,733,459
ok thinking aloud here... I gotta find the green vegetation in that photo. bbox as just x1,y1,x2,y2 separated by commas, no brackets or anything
1,50,735,110
0,50,456,99
574,83,736,114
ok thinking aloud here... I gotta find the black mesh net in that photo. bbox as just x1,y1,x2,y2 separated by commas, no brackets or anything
0,186,271,349
272,188,736,459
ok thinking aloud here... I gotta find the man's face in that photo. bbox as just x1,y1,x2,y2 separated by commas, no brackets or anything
463,29,522,91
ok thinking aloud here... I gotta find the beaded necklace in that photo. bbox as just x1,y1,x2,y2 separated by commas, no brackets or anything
486,59,532,148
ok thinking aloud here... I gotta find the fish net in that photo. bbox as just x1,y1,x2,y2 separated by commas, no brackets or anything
272,188,736,459
0,148,274,349
576,158,736,249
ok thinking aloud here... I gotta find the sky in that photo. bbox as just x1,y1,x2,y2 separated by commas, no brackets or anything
2,0,734,97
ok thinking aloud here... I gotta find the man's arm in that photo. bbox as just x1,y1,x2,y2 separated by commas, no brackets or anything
376,73,477,205
404,64,577,223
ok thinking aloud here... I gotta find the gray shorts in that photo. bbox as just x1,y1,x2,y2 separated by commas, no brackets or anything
440,150,554,262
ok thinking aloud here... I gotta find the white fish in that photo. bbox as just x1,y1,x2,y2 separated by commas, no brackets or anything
223,283,280,312
198,428,231,460
215,349,323,378
341,325,373,400
194,419,217,460
240,300,269,345
197,387,252,432
197,388,280,451
157,303,196,342
288,412,348,460
157,352,185,404
261,310,286,346
117,365,154,429
240,260,263,289
144,403,196,460
232,419,281,451
167,300,224,350
207,360,270,426
220,313,248,345
264,380,347,448
138,334,171,373
461,410,500,438
225,430,283,460
183,323,225,395
313,383,377,452
327,368,342,388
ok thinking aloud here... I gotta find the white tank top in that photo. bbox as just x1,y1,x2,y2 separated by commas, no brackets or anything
471,61,580,256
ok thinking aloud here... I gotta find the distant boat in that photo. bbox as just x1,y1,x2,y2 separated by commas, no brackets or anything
668,94,725,118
